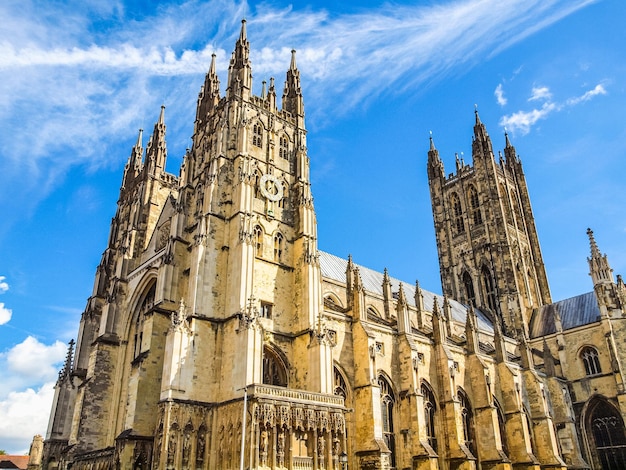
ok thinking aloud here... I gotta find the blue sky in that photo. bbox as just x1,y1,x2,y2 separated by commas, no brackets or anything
1,0,624,454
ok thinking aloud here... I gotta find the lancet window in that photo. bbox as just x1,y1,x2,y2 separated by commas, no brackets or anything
262,346,287,387
482,266,498,314
458,389,475,456
133,281,156,359
468,185,482,225
253,123,263,148
254,225,263,257
379,376,396,468
462,271,476,307
581,346,602,376
279,135,289,159
421,382,438,453
451,193,464,234
273,232,284,262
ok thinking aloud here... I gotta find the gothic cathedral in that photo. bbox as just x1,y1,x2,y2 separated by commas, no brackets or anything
40,21,626,470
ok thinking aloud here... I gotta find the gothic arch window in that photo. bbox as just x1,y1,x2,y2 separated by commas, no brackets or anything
334,366,349,399
379,375,397,468
273,232,284,262
500,184,513,225
262,346,288,387
278,180,287,209
482,265,498,314
254,225,263,257
133,281,156,359
451,192,464,234
458,388,476,457
468,185,482,225
279,134,289,159
494,397,509,457
254,170,262,199
252,123,263,148
511,189,523,224
421,381,438,453
462,271,476,307
581,346,602,376
586,397,626,469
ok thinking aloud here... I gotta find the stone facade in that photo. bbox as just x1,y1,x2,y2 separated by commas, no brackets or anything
41,21,626,470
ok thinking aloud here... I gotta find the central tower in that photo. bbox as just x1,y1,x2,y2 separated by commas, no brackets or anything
427,112,551,334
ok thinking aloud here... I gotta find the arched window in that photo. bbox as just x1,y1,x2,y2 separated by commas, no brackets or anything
278,182,287,209
581,346,602,376
451,193,464,234
254,225,263,257
494,397,509,457
273,232,284,262
279,135,289,159
252,123,263,148
458,389,476,457
462,271,476,307
334,367,348,399
254,170,261,199
511,189,523,224
586,398,626,469
379,376,396,468
500,184,513,225
262,346,287,387
134,281,156,359
468,185,482,225
421,382,438,453
482,266,498,314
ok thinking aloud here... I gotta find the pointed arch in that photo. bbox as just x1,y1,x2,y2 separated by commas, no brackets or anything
252,121,263,148
458,387,476,457
254,225,264,257
583,396,626,469
262,344,288,387
450,192,464,234
580,346,602,376
421,380,438,453
273,231,284,262
378,374,397,467
461,270,476,307
481,265,498,314
129,276,157,359
493,396,509,457
278,133,290,159
468,184,482,225
333,364,350,402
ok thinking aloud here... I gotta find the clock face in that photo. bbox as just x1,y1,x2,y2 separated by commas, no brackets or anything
259,174,284,202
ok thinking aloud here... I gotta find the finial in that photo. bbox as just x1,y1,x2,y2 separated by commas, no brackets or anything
290,49,297,70
261,80,267,99
429,131,435,150
587,228,600,257
136,128,143,148
504,128,512,148
239,19,247,40
158,105,165,124
209,53,217,74
474,104,481,124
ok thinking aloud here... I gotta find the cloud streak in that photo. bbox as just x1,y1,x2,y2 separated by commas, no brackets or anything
500,83,607,134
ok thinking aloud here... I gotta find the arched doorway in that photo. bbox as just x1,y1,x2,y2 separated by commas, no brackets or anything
585,397,626,469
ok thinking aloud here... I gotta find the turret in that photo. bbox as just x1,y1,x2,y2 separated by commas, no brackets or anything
121,129,143,189
427,133,444,180
227,20,252,99
472,108,494,158
587,228,614,286
196,53,221,123
144,106,167,176
282,49,304,120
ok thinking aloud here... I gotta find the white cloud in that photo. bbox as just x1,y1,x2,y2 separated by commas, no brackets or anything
0,382,55,454
0,302,12,325
567,83,607,105
529,86,552,101
500,83,607,135
495,84,507,106
0,336,67,398
0,276,8,293
500,102,558,135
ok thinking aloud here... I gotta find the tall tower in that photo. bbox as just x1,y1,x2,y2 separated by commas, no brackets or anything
44,21,344,470
427,111,551,334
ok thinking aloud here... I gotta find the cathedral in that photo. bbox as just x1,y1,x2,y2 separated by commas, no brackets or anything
40,21,626,470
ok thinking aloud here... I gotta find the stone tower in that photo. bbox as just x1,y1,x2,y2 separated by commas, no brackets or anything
427,111,551,334
43,20,344,470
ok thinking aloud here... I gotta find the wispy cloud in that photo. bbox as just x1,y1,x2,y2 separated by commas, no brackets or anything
500,83,607,134
0,276,8,293
529,86,552,101
495,84,507,106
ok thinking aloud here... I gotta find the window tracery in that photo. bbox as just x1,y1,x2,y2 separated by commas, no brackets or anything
581,346,602,376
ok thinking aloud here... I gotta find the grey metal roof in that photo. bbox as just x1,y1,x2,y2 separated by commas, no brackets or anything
529,291,600,338
319,251,493,333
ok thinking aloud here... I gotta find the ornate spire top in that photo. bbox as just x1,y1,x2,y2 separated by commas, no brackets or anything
158,104,165,125
290,49,297,70
282,49,304,118
474,104,481,124
504,129,512,148
239,18,247,41
587,228,614,288
397,283,407,307
587,228,601,258
429,131,436,150
57,339,75,384
144,106,167,176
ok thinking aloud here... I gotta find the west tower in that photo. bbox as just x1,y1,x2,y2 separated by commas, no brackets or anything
427,111,551,334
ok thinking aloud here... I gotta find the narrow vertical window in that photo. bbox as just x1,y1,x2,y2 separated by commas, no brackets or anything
274,232,283,262
469,185,482,225
451,193,464,234
379,376,396,468
458,389,476,457
254,225,263,257
421,382,438,453
253,123,263,148
581,346,602,376
482,266,498,314
462,272,476,307
279,135,289,159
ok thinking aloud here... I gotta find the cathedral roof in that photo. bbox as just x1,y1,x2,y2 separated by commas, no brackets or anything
319,251,494,333
529,291,601,338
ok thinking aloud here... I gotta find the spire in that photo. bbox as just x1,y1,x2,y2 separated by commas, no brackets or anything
382,268,392,319
472,106,494,159
282,49,304,118
427,131,444,179
587,228,614,286
196,53,221,123
261,80,267,99
122,128,144,187
227,19,252,99
144,106,167,176
396,284,411,334
268,76,277,109
465,306,479,354
432,297,447,344
57,339,75,385
503,129,519,163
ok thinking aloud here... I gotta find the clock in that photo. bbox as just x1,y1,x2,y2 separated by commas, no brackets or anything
259,174,283,202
